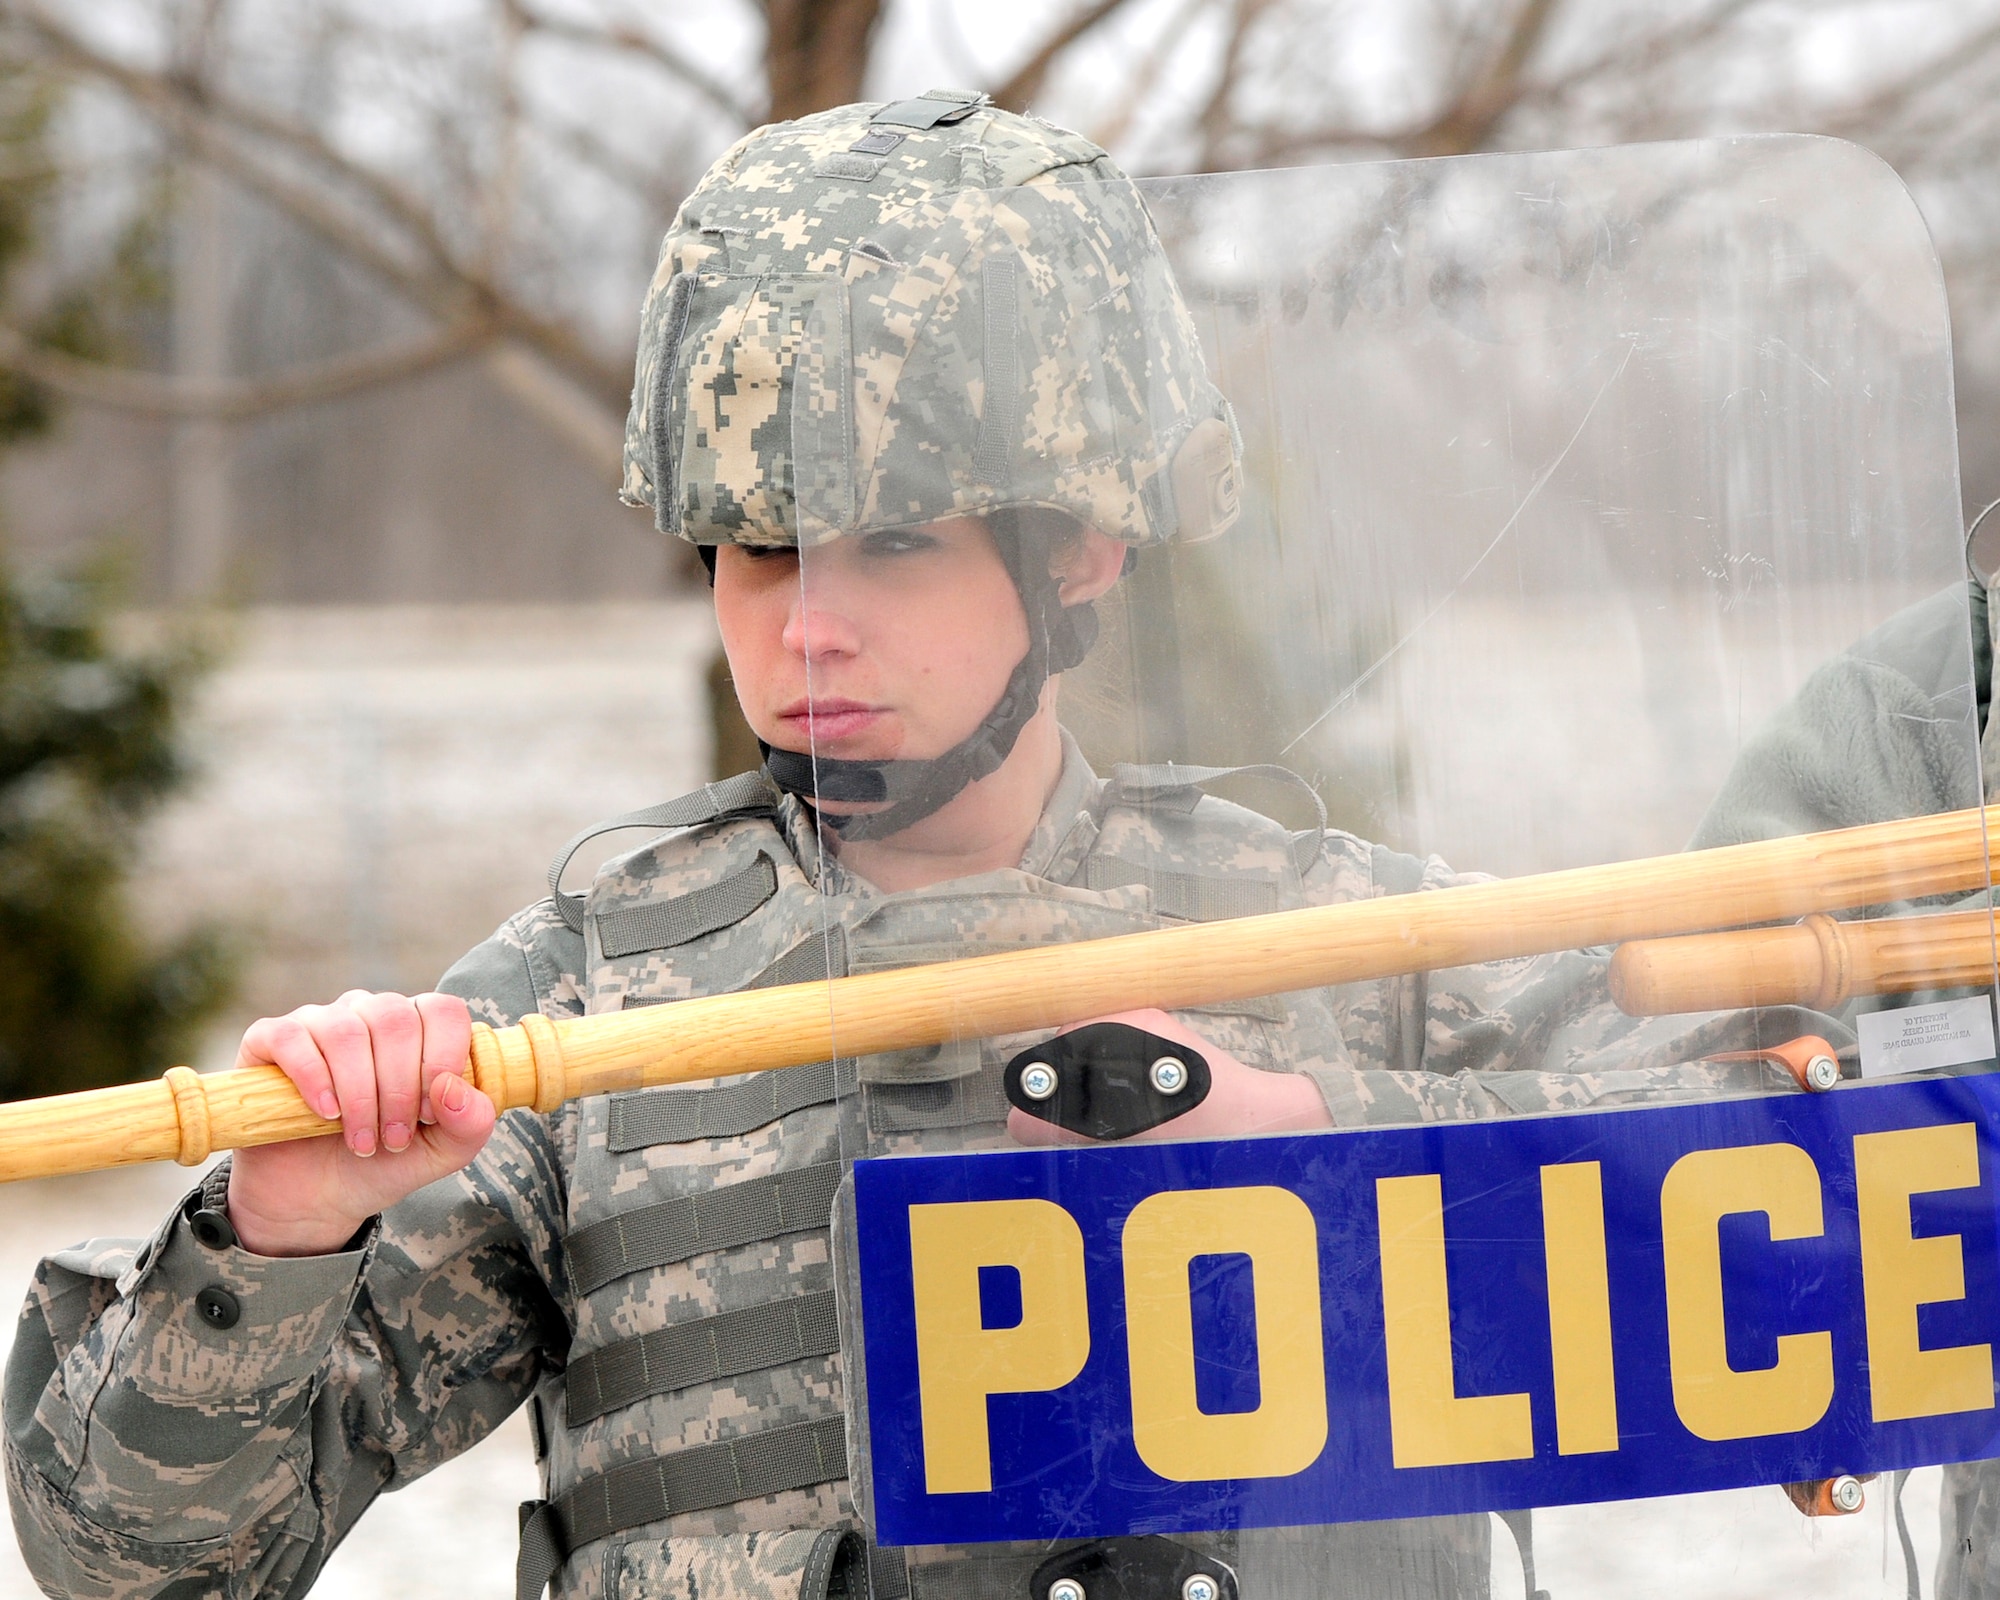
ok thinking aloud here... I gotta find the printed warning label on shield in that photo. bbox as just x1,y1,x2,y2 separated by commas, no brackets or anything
850,1066,2000,1548
1859,997,1997,1077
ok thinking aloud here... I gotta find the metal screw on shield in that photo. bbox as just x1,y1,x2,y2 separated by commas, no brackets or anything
1049,1580,1086,1600
1149,1056,1189,1095
1020,1062,1060,1101
1830,1476,1865,1513
1805,1053,1841,1092
1182,1577,1219,1600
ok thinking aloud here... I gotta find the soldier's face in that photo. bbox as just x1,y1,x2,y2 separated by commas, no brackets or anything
713,515,1031,765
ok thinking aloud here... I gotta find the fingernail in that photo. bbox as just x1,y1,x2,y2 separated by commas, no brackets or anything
383,1122,411,1152
317,1093,340,1120
351,1128,376,1157
438,1073,468,1113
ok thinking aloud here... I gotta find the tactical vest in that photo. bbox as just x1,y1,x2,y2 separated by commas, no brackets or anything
517,765,1495,1600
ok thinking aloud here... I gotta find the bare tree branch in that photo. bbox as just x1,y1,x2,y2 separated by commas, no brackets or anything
1243,0,1769,169
1194,0,1276,168
483,341,622,477
4,3,632,407
506,0,759,128
990,0,1137,112
1523,0,1764,117
1087,0,1211,153
536,111,686,217
0,316,493,418
1411,0,1566,156
13,3,462,284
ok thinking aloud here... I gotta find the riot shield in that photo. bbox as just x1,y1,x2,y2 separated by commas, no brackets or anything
786,135,1994,1600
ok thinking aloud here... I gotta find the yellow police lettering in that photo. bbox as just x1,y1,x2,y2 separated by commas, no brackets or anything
1660,1142,1833,1441
1123,1186,1329,1482
1854,1122,1995,1422
1377,1173,1535,1467
1541,1160,1620,1454
908,1199,1091,1495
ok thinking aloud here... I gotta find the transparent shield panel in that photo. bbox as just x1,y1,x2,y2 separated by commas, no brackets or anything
785,136,1995,1600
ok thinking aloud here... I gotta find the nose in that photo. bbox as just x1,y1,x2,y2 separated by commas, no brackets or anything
781,572,862,662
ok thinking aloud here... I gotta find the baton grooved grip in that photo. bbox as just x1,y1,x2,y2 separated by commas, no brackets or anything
163,1065,212,1167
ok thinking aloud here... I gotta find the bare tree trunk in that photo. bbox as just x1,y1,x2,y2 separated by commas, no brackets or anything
764,0,884,121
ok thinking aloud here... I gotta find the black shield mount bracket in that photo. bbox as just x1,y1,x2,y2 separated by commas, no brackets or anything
1028,1536,1238,1600
1002,1022,1212,1141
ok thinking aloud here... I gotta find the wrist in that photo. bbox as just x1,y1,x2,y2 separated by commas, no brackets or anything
1265,1070,1335,1132
226,1210,368,1258
225,1170,371,1258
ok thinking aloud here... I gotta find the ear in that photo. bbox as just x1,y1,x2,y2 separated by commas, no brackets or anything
1051,527,1129,606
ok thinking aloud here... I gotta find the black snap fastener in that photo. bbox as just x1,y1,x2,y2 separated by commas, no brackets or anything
195,1286,240,1331
189,1208,237,1252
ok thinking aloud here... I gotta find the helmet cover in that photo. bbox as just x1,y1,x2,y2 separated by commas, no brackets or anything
620,92,1241,550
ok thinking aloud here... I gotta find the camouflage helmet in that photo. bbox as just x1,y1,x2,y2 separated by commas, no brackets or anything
620,91,1241,550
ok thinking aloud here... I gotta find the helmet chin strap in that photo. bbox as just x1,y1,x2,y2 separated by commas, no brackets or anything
758,536,1100,841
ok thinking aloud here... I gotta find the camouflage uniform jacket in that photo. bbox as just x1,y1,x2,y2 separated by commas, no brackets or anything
5,734,1797,1600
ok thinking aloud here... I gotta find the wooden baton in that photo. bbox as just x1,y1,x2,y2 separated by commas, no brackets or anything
2,802,1998,1186
1610,906,1999,1015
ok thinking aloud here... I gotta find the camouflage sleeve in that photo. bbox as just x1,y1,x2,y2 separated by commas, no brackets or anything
3,900,582,1599
1297,834,1818,1127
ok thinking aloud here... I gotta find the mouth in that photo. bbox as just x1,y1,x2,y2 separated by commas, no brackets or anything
775,696,887,745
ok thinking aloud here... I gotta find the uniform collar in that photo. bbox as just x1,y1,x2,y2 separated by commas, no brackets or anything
1017,728,1104,881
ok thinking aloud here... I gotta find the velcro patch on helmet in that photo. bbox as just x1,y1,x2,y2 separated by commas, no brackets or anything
812,152,886,183
871,90,987,130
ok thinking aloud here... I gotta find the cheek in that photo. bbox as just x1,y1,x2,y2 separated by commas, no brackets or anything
907,571,1029,702
712,585,790,723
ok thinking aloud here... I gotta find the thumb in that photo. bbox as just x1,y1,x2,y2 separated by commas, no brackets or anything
412,1070,497,1175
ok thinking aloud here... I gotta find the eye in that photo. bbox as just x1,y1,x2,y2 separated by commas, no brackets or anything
859,527,938,557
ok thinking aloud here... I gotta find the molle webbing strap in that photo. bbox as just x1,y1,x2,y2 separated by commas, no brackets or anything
1106,761,1327,878
870,1546,912,1599
607,1058,849,1152
596,854,778,959
1494,1508,1545,1600
750,928,849,990
865,1071,1012,1135
564,1289,842,1425
563,1416,846,1543
1080,857,1282,922
515,1417,849,1600
547,771,780,933
1893,1468,1919,1600
566,1162,843,1296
